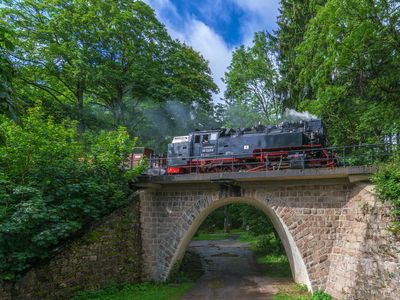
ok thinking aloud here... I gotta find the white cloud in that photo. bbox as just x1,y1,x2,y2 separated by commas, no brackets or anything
184,20,232,103
144,0,178,18
234,0,278,12
233,0,280,45
144,0,233,103
143,0,279,102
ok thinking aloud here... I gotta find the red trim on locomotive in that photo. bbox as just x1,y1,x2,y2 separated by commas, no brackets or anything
167,167,183,174
165,143,337,174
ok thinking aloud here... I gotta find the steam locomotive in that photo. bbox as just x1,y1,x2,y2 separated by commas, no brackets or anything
164,118,336,174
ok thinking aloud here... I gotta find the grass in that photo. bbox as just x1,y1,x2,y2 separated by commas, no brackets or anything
71,251,202,300
192,231,231,241
273,284,332,300
71,282,194,300
237,232,292,277
257,254,292,277
273,283,310,300
192,229,242,241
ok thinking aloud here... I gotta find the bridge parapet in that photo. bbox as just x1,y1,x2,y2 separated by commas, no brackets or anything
136,166,375,186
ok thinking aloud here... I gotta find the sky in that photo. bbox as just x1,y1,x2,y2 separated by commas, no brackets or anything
144,0,280,103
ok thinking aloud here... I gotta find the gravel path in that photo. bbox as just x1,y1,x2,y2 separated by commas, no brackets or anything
180,237,294,300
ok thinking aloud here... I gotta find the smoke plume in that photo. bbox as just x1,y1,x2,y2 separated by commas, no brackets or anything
283,109,318,122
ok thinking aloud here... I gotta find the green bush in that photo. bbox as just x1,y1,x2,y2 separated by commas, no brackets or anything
311,291,332,300
255,233,282,255
372,160,400,234
0,107,140,281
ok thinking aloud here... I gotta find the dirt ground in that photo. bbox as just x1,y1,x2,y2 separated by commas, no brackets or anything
180,237,294,300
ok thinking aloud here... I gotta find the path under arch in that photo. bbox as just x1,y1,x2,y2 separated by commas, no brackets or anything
181,234,294,300
168,196,311,290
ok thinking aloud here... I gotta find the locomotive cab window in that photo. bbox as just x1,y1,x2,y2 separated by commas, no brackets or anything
210,133,218,141
194,135,201,143
202,135,209,143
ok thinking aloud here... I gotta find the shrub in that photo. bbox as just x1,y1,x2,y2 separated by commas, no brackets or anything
372,160,400,234
311,291,332,300
255,233,282,255
0,107,139,281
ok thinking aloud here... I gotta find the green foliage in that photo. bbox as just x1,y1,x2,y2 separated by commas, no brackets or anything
274,0,326,108
254,233,283,255
372,160,400,234
2,0,217,135
198,204,277,237
294,0,400,145
311,291,332,300
71,282,194,300
192,231,231,241
256,254,291,277
167,251,202,284
0,21,16,119
0,107,136,281
223,31,282,126
72,251,201,300
273,285,332,300
135,100,220,153
238,232,285,257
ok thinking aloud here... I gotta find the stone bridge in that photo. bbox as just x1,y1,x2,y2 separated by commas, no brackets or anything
1,166,399,300
138,166,399,299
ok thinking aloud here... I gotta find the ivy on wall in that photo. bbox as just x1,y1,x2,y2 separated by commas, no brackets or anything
373,158,400,235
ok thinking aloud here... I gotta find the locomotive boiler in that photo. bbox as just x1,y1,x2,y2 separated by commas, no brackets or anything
165,118,336,174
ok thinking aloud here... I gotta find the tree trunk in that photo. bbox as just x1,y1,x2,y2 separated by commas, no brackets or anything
223,206,230,233
112,85,124,128
76,82,85,135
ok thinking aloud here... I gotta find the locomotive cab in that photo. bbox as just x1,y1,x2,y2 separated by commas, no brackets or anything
192,131,219,158
306,119,325,145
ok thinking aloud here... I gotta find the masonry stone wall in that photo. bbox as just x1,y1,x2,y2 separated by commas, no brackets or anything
140,180,400,299
325,183,400,299
0,198,141,300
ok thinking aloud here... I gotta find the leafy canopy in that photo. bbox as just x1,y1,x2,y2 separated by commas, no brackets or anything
223,32,282,126
0,21,15,119
1,0,218,134
295,0,400,145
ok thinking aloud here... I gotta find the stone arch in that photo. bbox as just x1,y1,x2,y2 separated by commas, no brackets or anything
162,195,312,291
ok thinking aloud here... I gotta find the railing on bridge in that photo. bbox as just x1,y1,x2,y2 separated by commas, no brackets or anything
143,143,398,176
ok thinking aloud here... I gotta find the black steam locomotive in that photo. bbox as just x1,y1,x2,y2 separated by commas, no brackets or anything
165,118,336,174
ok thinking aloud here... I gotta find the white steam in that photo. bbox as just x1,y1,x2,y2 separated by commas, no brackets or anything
283,109,318,122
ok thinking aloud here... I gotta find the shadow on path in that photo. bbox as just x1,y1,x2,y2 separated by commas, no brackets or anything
180,236,294,300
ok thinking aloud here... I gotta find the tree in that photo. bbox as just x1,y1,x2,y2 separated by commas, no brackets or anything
223,32,282,125
2,0,97,133
295,0,400,145
0,22,15,119
214,102,267,129
274,0,326,107
2,0,217,134
85,1,216,129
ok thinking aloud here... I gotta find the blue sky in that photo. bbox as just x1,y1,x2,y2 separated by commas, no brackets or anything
144,0,280,102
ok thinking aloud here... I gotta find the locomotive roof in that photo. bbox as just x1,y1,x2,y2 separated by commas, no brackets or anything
191,129,221,134
185,119,323,136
